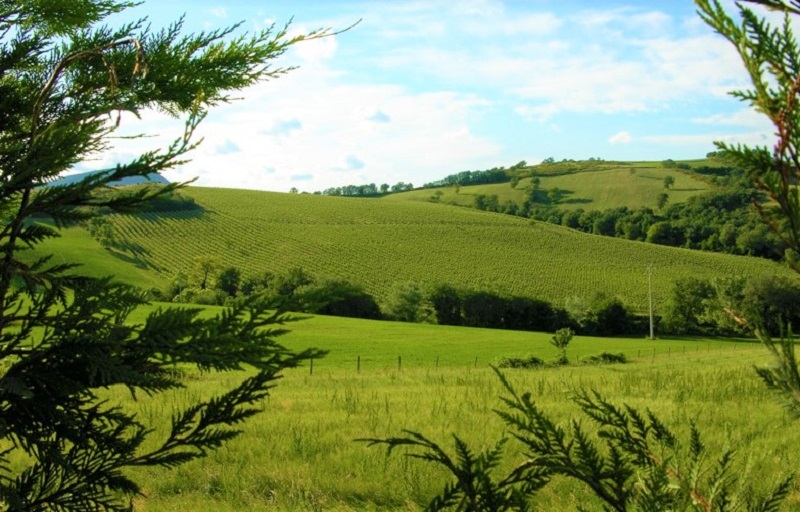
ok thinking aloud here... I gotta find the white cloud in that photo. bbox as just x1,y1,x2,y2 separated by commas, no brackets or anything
289,27,338,63
87,58,499,192
364,3,749,121
692,109,771,129
209,7,227,19
641,131,772,146
609,131,632,144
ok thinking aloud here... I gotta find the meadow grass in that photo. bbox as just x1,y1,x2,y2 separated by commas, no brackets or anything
123,345,796,511
25,223,162,289
112,309,797,511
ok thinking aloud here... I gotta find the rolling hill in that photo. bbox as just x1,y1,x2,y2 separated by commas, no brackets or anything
49,185,795,312
388,160,714,211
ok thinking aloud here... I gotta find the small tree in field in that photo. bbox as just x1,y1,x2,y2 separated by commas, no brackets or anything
0,2,337,510
549,327,573,364
193,254,221,290
656,191,669,210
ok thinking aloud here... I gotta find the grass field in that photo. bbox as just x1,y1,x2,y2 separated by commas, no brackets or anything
91,186,795,312
108,310,796,511
389,161,712,211
26,222,163,290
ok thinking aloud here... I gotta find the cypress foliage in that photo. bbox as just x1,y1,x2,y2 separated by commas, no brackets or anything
0,2,336,509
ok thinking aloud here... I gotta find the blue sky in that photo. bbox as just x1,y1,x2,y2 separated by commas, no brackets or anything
90,0,772,192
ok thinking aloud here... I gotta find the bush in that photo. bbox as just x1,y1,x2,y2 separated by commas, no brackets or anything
740,274,800,336
384,282,433,323
581,352,627,365
429,284,463,325
662,277,716,335
303,280,383,320
588,296,634,336
497,355,546,369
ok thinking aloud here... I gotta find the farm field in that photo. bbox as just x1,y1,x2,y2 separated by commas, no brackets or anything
111,310,795,511
387,161,712,212
93,186,796,311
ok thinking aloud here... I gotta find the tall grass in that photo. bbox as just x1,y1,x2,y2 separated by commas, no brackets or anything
119,340,794,511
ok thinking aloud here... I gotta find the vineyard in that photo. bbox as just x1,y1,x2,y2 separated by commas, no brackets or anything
388,160,712,212
99,186,794,311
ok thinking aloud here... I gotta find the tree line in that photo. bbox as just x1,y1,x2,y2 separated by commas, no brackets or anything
158,258,799,339
316,181,414,197
471,177,786,261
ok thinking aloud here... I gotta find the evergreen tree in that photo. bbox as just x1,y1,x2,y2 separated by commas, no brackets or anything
697,0,800,415
0,2,336,509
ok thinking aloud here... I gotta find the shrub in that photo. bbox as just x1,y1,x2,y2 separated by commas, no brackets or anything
497,355,546,369
303,280,383,320
550,327,574,364
384,282,433,323
581,352,627,365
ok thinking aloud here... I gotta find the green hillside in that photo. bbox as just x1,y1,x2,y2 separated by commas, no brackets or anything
388,160,713,211
69,186,796,312
29,222,163,289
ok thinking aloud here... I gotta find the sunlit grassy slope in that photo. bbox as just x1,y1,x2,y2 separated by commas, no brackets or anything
386,161,712,211
29,223,162,289
88,186,794,311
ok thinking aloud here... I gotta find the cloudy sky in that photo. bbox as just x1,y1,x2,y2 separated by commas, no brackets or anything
89,0,772,192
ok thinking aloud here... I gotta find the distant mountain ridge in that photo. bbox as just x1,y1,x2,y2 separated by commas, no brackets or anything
49,170,169,187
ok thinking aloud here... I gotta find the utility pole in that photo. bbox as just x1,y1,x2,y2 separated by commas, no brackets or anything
648,265,655,340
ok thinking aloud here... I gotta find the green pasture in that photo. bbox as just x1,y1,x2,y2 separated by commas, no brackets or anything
388,160,712,211
90,186,794,311
26,223,162,289
108,310,796,511
133,304,744,370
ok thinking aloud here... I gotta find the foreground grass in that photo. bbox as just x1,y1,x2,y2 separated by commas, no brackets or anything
113,312,796,510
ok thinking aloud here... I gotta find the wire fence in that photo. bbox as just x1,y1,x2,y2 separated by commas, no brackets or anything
303,342,759,375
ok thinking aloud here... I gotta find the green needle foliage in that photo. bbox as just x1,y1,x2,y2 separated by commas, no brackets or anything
366,368,792,512
696,0,800,417
362,432,547,512
0,1,333,510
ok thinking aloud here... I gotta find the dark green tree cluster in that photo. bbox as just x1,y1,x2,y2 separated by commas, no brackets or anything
165,265,384,320
427,285,640,336
525,183,786,260
423,166,511,189
0,2,333,509
318,181,412,196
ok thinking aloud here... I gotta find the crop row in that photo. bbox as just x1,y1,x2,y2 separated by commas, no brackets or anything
106,187,795,311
